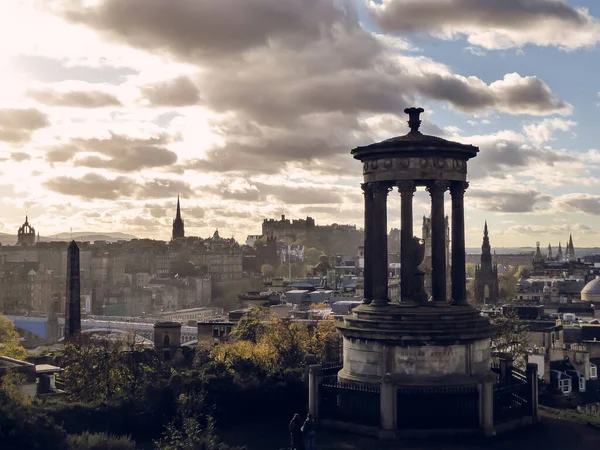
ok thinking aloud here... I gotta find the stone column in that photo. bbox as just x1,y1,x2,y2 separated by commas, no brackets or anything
398,181,416,302
308,365,323,421
372,183,390,305
527,363,539,423
450,181,468,305
427,181,449,303
362,183,374,304
379,375,396,438
479,373,496,436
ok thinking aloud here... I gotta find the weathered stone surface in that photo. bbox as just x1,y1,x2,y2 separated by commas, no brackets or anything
337,303,493,384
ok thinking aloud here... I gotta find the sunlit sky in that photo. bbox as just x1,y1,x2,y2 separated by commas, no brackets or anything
2,0,600,248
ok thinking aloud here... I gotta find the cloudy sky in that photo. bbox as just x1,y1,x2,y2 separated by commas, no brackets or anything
1,0,600,248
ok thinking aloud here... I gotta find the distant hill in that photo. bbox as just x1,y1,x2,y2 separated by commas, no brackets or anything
47,232,138,241
0,232,138,246
466,247,600,257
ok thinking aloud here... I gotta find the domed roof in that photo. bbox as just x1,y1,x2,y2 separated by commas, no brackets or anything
581,276,600,296
351,107,478,157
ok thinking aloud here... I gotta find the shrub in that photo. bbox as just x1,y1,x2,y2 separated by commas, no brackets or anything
67,432,135,450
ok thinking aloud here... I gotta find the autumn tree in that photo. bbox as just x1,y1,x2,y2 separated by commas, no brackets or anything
260,264,275,278
61,332,161,403
229,309,267,344
465,263,476,279
304,247,325,266
492,310,531,367
498,273,517,300
515,266,531,279
0,313,26,361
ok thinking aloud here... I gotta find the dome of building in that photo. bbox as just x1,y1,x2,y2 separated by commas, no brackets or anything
581,276,600,302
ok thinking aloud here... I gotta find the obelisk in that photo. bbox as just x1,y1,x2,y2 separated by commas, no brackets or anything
65,240,81,340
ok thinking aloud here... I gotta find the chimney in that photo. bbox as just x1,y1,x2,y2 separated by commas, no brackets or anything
65,240,81,340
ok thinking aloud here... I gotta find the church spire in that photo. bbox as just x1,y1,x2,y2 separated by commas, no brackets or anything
481,221,492,266
568,233,575,260
171,195,185,240
557,242,563,261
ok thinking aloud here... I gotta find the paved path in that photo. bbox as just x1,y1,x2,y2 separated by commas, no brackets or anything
223,415,600,450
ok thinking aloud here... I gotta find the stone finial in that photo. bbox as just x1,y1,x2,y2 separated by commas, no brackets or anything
404,107,425,133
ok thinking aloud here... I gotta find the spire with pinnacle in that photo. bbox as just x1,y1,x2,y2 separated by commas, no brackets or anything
481,221,492,267
557,242,563,261
568,234,575,260
172,195,185,240
547,243,553,260
534,241,543,262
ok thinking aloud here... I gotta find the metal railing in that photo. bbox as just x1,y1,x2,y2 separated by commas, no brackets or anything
493,368,531,425
320,375,380,427
396,384,479,430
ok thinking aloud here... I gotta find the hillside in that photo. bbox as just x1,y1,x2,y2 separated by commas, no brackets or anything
0,232,138,246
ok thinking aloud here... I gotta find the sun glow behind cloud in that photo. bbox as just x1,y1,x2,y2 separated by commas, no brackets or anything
0,0,597,247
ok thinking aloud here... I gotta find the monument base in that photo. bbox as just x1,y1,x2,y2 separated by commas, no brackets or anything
336,302,493,384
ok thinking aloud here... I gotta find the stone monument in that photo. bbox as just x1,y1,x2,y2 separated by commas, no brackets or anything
337,107,493,385
311,109,539,438
64,240,81,341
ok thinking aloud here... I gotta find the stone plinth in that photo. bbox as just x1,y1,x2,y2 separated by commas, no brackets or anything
336,303,493,385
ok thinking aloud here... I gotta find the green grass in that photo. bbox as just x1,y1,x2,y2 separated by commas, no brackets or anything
539,405,600,427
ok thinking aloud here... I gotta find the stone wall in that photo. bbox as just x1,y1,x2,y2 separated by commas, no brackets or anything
341,336,491,382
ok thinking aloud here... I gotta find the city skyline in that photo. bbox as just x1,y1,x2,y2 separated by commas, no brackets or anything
1,1,600,247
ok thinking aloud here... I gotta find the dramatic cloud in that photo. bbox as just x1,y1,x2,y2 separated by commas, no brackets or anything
139,76,200,107
0,108,50,144
48,133,178,171
44,173,193,201
10,152,31,162
368,0,600,51
551,193,600,215
28,87,122,108
44,173,135,200
450,130,576,180
501,223,594,236
136,179,194,200
467,186,551,213
414,72,571,116
523,118,577,144
204,179,358,204
49,0,571,179
55,0,346,60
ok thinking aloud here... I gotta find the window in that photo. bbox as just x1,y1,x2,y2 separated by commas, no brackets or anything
212,326,219,338
579,377,586,392
591,364,598,380
559,378,571,394
163,334,170,347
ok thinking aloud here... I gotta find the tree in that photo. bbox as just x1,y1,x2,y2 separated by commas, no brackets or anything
515,266,531,280
60,333,161,403
492,310,531,367
155,391,242,450
0,376,68,449
0,313,27,360
498,273,517,300
465,263,476,279
229,309,267,344
304,247,325,266
260,264,275,278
